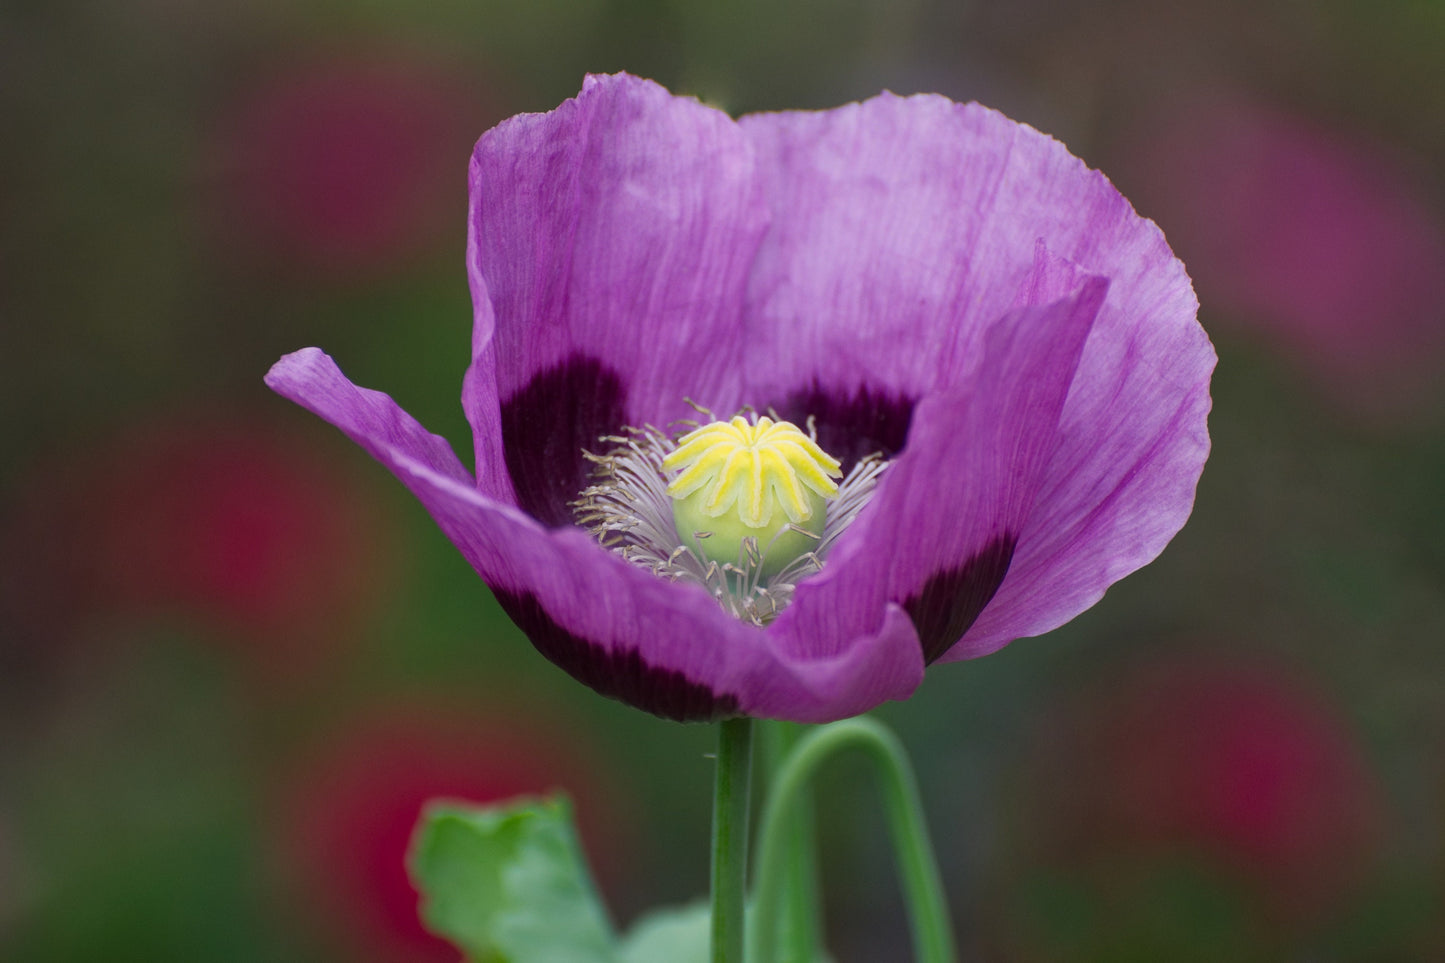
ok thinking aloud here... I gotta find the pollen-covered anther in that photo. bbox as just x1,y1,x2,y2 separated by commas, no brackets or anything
663,415,843,575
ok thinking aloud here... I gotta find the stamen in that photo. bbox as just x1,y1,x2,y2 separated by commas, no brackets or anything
572,418,886,627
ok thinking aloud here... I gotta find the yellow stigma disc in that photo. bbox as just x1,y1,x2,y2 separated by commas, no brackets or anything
663,415,842,574
664,415,841,525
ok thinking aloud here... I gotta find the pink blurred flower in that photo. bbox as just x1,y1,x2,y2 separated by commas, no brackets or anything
0,414,395,681
1021,654,1383,924
270,702,623,963
95,416,395,676
1117,92,1445,417
211,49,490,277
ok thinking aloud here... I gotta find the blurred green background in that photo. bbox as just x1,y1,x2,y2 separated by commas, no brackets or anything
3,0,1444,959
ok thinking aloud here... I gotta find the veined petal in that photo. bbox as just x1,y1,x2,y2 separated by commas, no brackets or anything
739,92,1211,659
739,94,1044,400
266,348,922,722
461,277,515,506
773,252,1107,664
956,271,1214,657
748,604,924,723
267,348,478,492
469,72,769,527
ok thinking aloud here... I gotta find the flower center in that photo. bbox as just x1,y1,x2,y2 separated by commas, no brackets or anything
662,415,842,576
574,409,885,626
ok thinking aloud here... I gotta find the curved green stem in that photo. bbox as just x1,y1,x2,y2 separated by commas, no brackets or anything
760,721,823,962
711,717,754,963
750,717,956,963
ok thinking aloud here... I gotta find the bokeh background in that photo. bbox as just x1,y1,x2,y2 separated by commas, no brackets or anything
3,0,1444,959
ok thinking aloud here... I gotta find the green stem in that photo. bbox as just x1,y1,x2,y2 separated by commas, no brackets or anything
750,717,956,963
711,716,755,963
760,721,822,962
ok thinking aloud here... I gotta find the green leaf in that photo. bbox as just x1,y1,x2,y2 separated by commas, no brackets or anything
619,902,711,963
408,795,620,963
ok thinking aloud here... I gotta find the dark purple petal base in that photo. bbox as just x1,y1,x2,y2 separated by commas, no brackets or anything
499,355,628,528
493,588,742,722
772,382,916,473
903,533,1017,664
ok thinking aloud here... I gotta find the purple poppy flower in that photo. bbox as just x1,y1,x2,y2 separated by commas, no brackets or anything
266,73,1214,724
